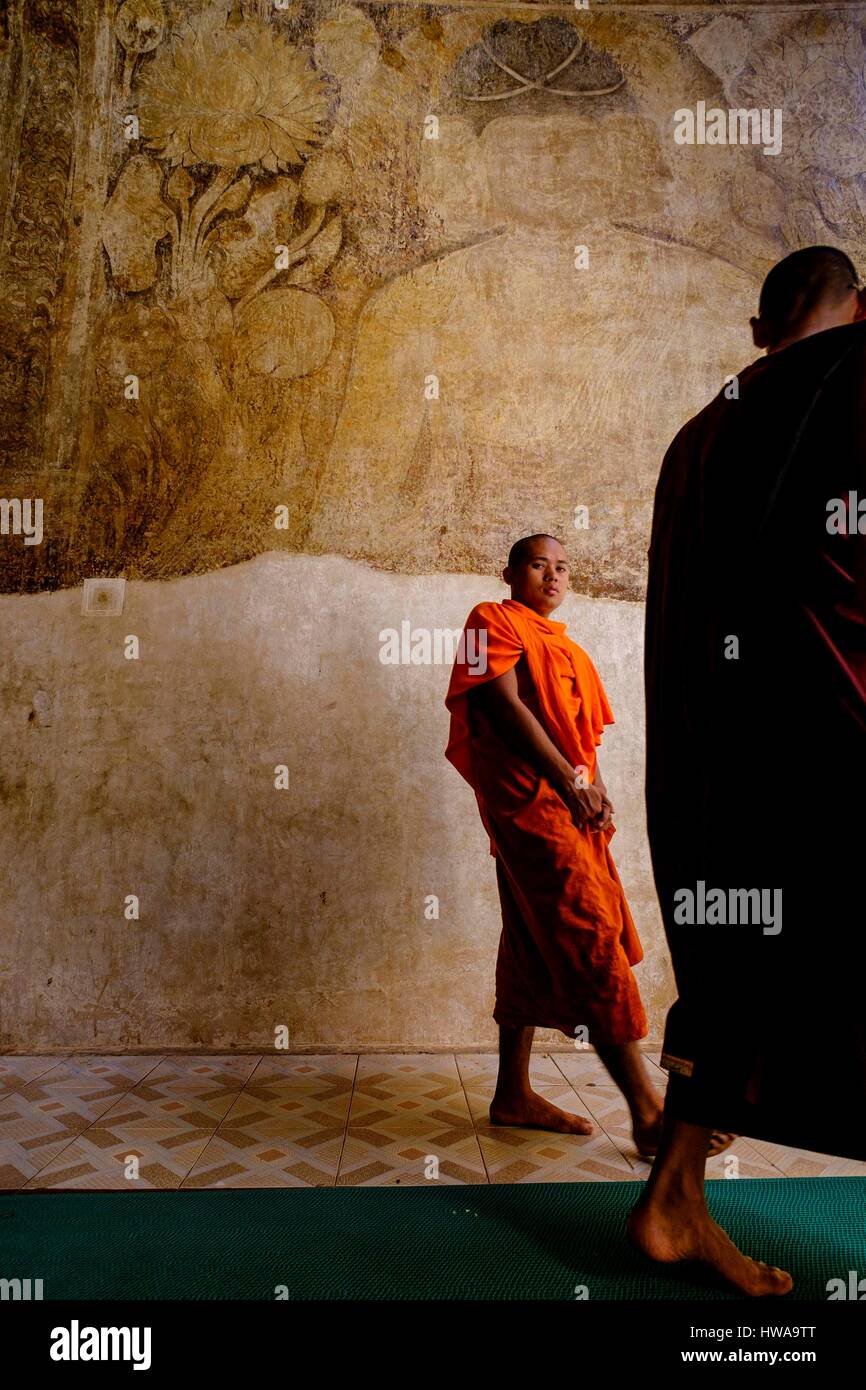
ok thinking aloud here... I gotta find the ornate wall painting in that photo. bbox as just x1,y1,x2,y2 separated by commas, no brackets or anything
1,3,865,597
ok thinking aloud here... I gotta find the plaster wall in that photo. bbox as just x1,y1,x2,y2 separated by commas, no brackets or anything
3,0,862,1048
0,555,670,1049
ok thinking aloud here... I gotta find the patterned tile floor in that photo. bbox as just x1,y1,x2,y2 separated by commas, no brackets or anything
1,1052,864,1190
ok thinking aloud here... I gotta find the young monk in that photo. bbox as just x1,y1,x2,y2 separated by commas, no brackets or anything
445,534,733,1155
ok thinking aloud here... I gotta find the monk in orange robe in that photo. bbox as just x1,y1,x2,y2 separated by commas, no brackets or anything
445,534,730,1151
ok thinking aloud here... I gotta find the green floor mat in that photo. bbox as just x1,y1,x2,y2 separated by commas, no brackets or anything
2,1179,863,1300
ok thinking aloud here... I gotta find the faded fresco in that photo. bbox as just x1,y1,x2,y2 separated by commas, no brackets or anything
3,1,866,596
2,1,865,1050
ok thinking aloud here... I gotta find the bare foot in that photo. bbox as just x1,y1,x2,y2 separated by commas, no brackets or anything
626,1197,793,1297
489,1092,594,1136
705,1131,738,1158
636,1115,736,1160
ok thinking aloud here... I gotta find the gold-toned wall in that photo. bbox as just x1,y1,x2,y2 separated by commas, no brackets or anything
1,0,862,1048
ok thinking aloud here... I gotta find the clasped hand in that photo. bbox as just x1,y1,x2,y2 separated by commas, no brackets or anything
559,772,614,832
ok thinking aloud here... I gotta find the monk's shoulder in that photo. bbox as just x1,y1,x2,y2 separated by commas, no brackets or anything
465,603,528,661
659,368,750,482
466,600,514,629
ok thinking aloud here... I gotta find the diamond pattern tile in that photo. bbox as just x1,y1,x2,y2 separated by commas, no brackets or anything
131,1055,258,1101
0,1055,165,1185
0,1052,856,1189
183,1056,357,1188
456,1053,638,1183
0,1056,70,1101
26,1096,227,1189
745,1139,866,1179
338,1055,485,1187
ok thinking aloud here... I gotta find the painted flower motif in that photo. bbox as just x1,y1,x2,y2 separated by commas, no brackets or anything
136,18,329,170
731,20,866,177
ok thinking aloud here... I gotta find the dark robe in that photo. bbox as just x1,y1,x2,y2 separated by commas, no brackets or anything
646,319,866,1160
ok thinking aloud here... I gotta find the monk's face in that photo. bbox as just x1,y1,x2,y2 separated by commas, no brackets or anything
504,539,569,616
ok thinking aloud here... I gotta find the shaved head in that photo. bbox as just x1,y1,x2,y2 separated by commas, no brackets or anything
507,533,563,569
753,246,861,350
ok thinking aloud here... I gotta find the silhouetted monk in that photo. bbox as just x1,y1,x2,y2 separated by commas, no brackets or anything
633,247,866,1295
446,536,734,1153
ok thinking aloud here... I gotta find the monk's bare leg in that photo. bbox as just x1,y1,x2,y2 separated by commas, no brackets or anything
595,1042,735,1158
490,1026,593,1135
627,1110,792,1296
594,1041,664,1154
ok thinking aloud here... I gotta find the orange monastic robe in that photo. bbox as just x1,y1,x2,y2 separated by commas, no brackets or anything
445,598,647,1046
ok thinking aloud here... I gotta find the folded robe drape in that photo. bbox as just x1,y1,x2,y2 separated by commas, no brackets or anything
445,598,647,1046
